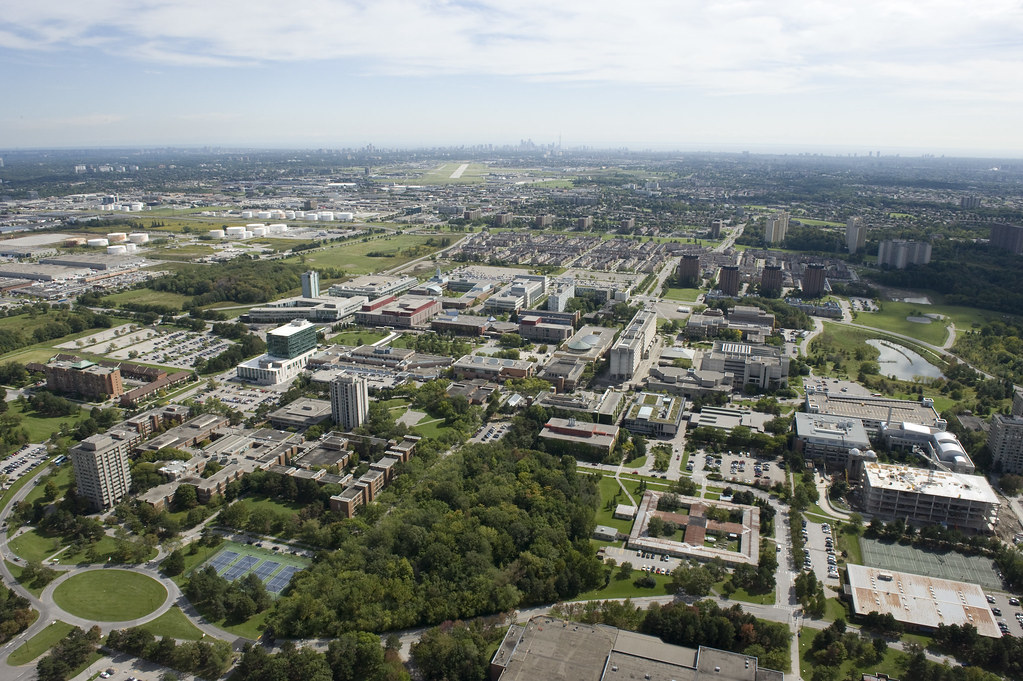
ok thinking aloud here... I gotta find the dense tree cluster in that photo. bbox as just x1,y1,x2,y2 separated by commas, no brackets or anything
185,567,272,624
0,585,33,644
793,571,826,617
106,627,233,678
268,444,603,636
36,626,101,681
0,306,113,356
193,332,265,374
149,260,341,307
412,621,504,681
233,633,409,681
28,391,80,417
806,619,888,675
641,600,791,671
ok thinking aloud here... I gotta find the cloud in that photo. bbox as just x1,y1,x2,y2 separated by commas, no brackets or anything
2,0,1023,98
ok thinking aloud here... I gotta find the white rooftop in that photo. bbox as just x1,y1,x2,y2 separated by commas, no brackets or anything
863,462,998,503
269,319,315,337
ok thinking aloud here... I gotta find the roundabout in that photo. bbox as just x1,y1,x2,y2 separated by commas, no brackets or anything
51,569,167,622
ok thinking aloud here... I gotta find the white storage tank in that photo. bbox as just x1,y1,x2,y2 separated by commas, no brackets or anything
318,211,334,221
209,229,226,239
240,210,254,218
130,202,144,212
244,231,253,239
251,226,268,237
284,211,296,219
225,226,246,238
124,243,138,253
106,244,127,255
268,223,285,234
107,232,127,242
256,211,272,219
127,233,149,244
246,223,266,229
337,212,354,222
87,238,109,247
305,213,319,221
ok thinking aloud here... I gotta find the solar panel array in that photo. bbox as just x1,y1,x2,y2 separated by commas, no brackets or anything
266,565,300,593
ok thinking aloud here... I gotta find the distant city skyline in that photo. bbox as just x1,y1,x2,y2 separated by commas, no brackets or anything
3,0,1023,156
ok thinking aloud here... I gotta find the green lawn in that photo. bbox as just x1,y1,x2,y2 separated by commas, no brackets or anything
22,465,72,507
822,597,850,622
662,287,703,302
172,542,217,587
855,301,951,345
572,572,673,601
624,456,647,469
101,289,192,310
593,475,643,535
796,218,844,227
798,626,907,679
411,418,454,440
713,578,775,604
242,495,306,515
147,244,217,261
287,234,444,275
218,609,269,640
328,327,390,346
139,606,205,641
8,529,63,564
52,570,167,621
411,162,490,185
7,403,90,444
5,559,45,597
7,621,74,666
838,527,864,565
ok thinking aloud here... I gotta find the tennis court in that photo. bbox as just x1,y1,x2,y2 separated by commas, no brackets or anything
266,565,300,594
860,537,1002,590
197,541,310,596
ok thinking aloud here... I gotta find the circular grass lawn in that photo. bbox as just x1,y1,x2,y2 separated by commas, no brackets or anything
53,570,167,621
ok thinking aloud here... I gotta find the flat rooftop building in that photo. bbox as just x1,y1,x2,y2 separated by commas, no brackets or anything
861,462,999,532
491,616,783,681
846,564,1001,638
327,274,417,298
805,393,939,434
793,412,871,466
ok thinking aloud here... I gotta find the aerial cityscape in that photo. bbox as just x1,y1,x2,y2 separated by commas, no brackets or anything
4,2,1023,681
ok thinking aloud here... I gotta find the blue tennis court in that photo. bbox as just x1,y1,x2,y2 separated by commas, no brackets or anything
222,555,260,581
265,565,300,593
208,550,239,571
252,561,281,579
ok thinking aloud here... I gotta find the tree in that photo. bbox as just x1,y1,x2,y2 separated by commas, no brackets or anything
616,562,634,581
162,549,185,577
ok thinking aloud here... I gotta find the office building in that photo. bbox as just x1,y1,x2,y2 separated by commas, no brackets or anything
960,196,981,210
538,418,620,458
700,340,790,390
860,462,999,532
70,433,133,510
717,265,740,296
764,212,789,244
245,295,367,324
710,218,724,238
330,374,369,430
609,309,657,382
802,263,826,297
989,413,1023,474
793,412,871,466
760,264,782,296
266,320,317,358
989,223,1023,255
301,270,320,298
880,421,975,474
327,274,417,299
676,253,701,286
355,295,443,328
877,240,932,269
846,216,866,254
622,392,685,437
805,393,940,434
44,359,123,399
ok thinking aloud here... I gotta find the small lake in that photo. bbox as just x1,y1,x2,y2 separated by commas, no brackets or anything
866,339,945,381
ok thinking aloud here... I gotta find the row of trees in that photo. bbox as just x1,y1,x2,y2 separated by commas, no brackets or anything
0,306,114,356
0,585,33,644
185,567,272,624
233,634,409,681
105,627,232,679
36,626,101,681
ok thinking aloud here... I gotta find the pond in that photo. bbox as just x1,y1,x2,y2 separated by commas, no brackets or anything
866,339,945,381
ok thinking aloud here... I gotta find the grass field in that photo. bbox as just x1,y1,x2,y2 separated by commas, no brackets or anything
7,402,90,443
411,418,454,440
101,289,191,310
5,559,44,596
713,579,775,604
52,570,167,621
572,571,673,601
838,527,863,566
855,300,951,345
147,244,217,261
328,327,390,346
592,475,643,535
23,465,72,506
662,287,703,302
796,218,844,227
7,621,74,666
8,529,62,563
138,606,205,641
286,233,443,274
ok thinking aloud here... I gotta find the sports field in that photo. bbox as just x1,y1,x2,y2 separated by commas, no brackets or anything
199,540,308,595
859,537,1002,590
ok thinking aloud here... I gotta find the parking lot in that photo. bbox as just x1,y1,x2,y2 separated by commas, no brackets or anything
691,449,786,489
604,545,682,576
63,325,235,369
472,421,511,444
801,518,841,584
1,445,49,491
198,384,280,414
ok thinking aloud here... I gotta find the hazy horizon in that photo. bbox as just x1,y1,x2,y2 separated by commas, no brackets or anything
3,0,1023,155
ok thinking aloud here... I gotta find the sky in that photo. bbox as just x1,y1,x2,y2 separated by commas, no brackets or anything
2,0,1023,155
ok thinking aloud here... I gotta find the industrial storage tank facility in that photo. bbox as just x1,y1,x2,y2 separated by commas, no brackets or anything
87,238,109,247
